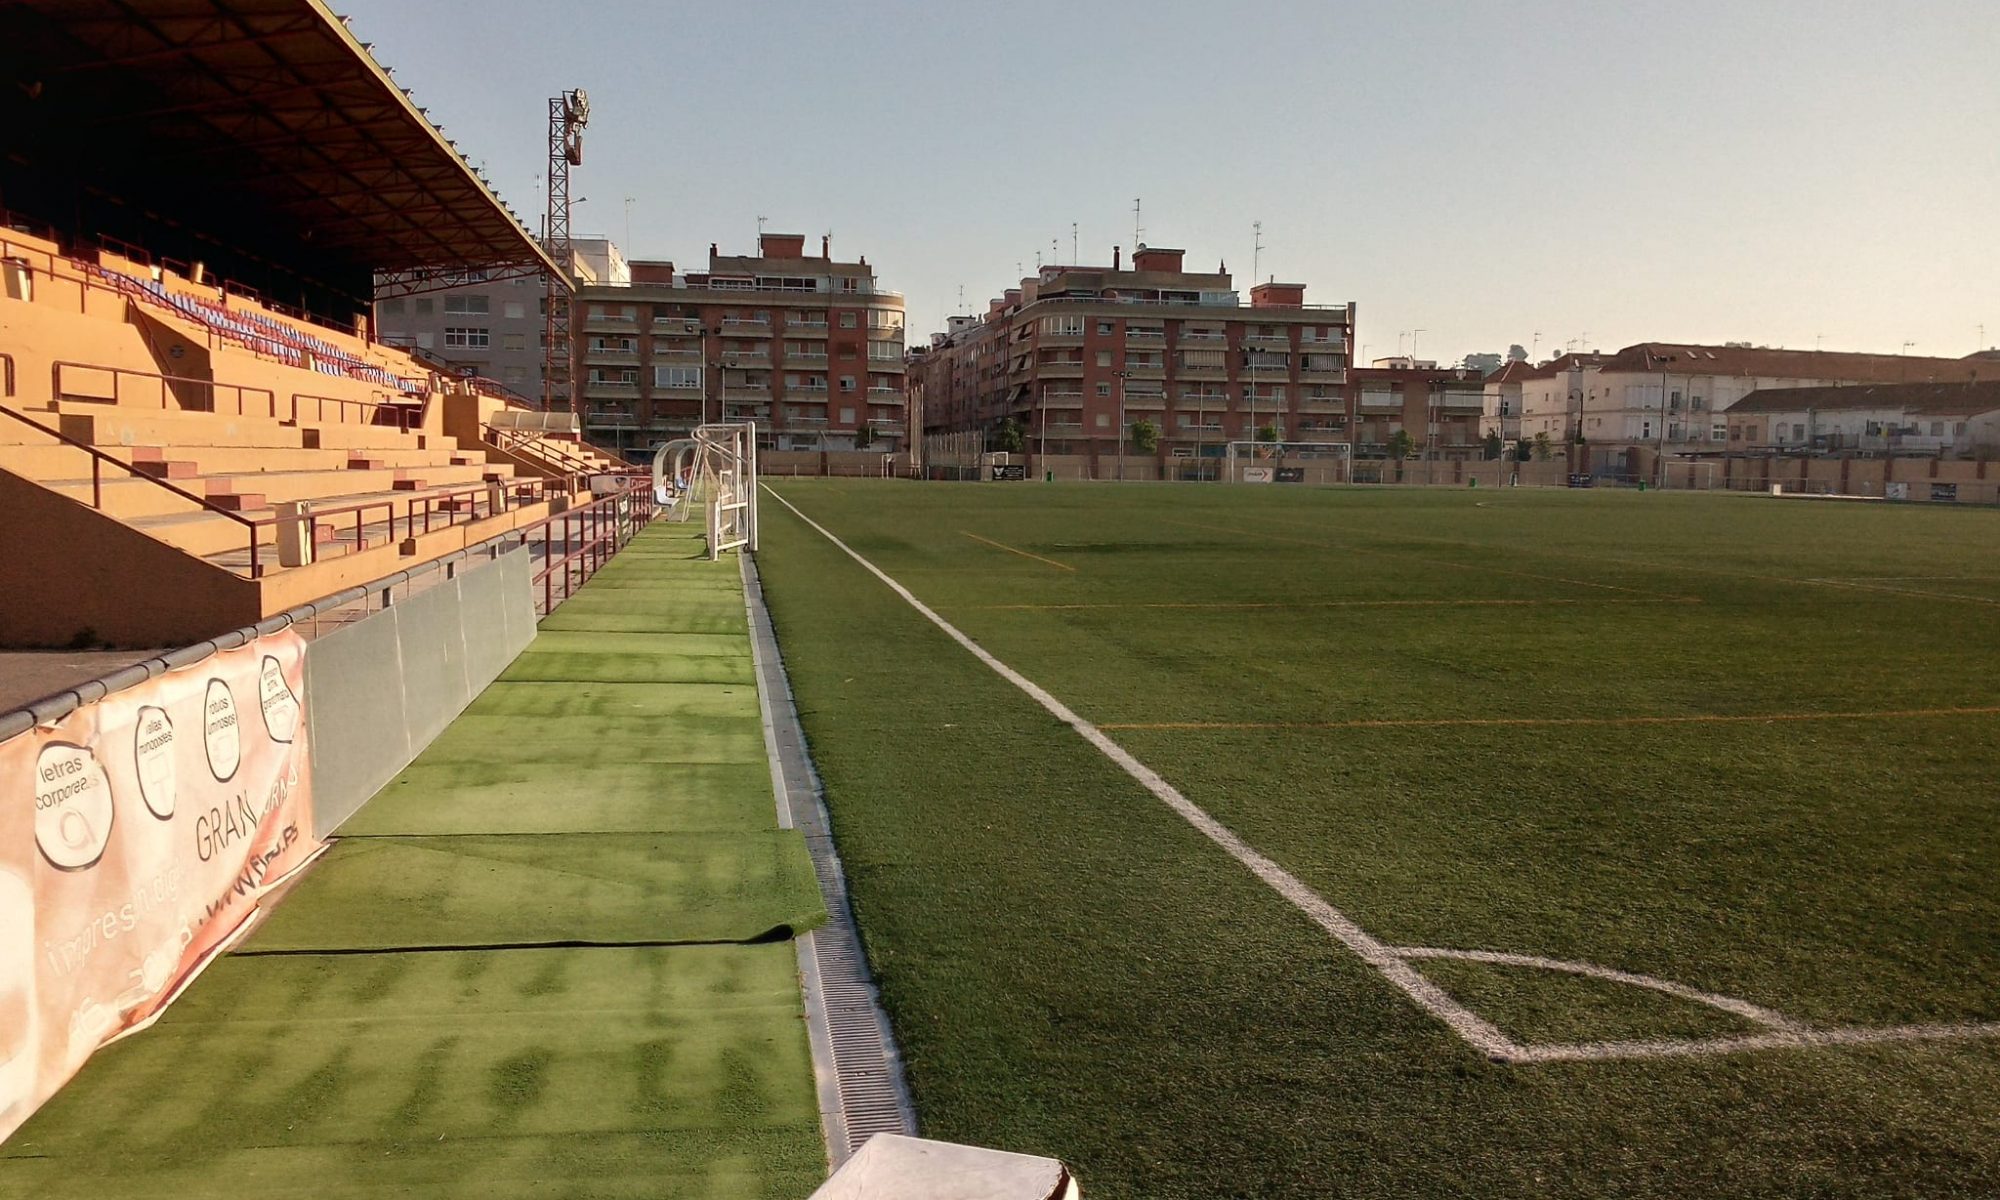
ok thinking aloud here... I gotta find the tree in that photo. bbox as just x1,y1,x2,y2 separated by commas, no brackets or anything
1483,431,1504,460
1130,419,1159,455
854,422,874,450
1507,343,1529,363
1386,429,1416,461
1532,431,1552,461
1463,352,1503,375
1513,437,1533,463
1256,424,1280,443
992,418,1024,454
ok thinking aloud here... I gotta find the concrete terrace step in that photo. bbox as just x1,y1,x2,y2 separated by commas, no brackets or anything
197,464,499,505
55,405,307,450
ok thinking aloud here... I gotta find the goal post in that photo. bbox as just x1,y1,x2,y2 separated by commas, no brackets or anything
651,421,758,558
1223,440,1353,485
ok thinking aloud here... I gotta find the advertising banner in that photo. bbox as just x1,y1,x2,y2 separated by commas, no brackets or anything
0,632,319,1143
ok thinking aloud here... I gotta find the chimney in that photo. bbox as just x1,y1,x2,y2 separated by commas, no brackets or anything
709,242,718,258
1112,245,1121,270
821,234,829,258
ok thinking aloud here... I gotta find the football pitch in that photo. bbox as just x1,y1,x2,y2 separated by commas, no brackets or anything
754,479,2000,1198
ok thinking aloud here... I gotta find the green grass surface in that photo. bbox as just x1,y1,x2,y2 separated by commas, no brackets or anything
755,480,2000,1199
7,523,828,1198
2,946,824,1200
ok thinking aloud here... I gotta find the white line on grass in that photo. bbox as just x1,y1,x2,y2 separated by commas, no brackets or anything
765,486,2000,1066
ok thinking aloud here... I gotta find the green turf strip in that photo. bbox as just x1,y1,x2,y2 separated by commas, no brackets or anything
527,630,752,657
244,831,825,950
2,946,826,1200
415,712,767,765
499,650,756,686
538,608,750,635
338,760,777,836
756,480,2000,1199
456,680,762,720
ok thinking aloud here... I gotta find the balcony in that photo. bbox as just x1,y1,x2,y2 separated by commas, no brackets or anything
1298,399,1346,414
652,317,702,335
783,350,829,365
584,348,639,365
723,384,773,401
582,310,637,331
1037,328,1084,346
719,349,772,367
1123,362,1166,379
1179,331,1226,343
1299,364,1346,382
1039,392,1085,410
723,404,772,421
651,343,703,361
1038,360,1085,378
719,318,772,337
1358,392,1401,410
1124,391,1167,410
786,389,830,404
583,378,638,396
1243,332,1291,348
867,357,907,374
867,323,906,340
867,388,906,404
1126,326,1166,342
651,380,704,396
1175,361,1229,379
785,319,830,338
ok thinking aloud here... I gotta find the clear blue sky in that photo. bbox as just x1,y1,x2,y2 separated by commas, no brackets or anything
339,0,1998,364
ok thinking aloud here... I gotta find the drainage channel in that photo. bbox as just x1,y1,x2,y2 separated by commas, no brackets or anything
742,553,918,1166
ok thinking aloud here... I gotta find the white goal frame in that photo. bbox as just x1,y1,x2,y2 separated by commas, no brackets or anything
1224,440,1354,484
651,421,759,559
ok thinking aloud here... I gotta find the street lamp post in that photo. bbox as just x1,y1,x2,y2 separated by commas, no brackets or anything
1115,369,1131,481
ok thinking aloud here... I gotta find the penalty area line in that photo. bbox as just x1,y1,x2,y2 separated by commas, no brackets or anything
960,530,1075,571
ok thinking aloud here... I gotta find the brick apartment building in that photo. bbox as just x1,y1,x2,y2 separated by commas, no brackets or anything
1349,357,1489,459
914,246,1354,457
573,233,906,453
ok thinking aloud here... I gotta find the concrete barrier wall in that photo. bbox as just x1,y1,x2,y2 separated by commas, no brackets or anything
302,547,534,838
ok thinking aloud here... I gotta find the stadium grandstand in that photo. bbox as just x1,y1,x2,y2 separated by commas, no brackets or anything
0,0,630,652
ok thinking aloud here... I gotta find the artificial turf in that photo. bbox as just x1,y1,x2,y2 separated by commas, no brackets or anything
754,479,2000,1199
5,523,830,1198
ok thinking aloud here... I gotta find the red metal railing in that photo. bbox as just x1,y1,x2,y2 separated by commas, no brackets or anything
518,478,660,615
0,400,260,538
52,361,278,418
291,391,419,432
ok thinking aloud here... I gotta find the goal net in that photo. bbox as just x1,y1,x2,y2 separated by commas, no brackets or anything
1223,440,1353,484
651,421,759,558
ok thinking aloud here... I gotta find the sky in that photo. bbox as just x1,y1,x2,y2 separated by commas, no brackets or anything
337,0,1999,365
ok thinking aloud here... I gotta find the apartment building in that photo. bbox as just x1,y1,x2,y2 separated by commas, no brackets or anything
1349,358,1488,459
1480,358,1534,441
572,233,906,453
1726,380,2000,456
1513,352,1611,445
914,246,1354,456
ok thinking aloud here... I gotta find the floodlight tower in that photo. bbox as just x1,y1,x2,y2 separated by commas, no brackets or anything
543,88,589,412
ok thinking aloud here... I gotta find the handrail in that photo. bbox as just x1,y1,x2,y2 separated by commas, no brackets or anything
53,361,277,418
291,391,416,432
0,400,259,530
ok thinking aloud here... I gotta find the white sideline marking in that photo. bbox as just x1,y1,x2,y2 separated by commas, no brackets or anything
767,486,2000,1065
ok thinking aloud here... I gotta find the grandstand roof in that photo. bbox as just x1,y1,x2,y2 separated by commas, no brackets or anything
2,0,558,298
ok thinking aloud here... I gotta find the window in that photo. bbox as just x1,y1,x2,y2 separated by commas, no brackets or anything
839,312,859,329
414,298,434,316
444,294,489,315
1712,423,1727,440
1931,421,1945,437
868,342,900,361
838,344,858,359
502,334,526,351
503,366,527,383
443,327,489,348
1096,351,1113,367
1097,320,1114,336
840,408,856,424
1043,315,1083,336
1955,422,1969,436
504,301,525,320
415,331,434,349
377,298,405,316
654,365,702,389
1730,426,1742,441
1097,382,1111,397
1095,413,1111,428
840,376,856,392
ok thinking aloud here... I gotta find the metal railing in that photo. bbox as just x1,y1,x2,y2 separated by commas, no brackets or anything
291,392,418,432
53,362,277,418
519,480,660,615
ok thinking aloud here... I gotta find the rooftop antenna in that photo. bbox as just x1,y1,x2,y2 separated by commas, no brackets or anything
958,284,965,314
1052,238,1059,267
1580,330,1590,353
1397,331,1408,356
1815,333,1823,351
1252,220,1263,287
1133,197,1143,249
1902,340,1917,354
1072,222,1079,265
1979,323,1986,351
623,195,634,250
1531,331,1541,360
1412,328,1427,360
